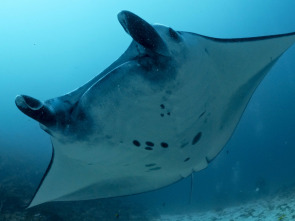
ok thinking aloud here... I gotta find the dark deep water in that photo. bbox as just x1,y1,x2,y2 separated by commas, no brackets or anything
1,1,295,220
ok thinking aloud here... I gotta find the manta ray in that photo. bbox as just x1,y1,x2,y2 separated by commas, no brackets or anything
15,10,295,207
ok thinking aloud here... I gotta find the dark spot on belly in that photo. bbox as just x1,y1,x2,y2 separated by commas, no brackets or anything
149,167,161,171
146,141,154,146
160,113,164,117
133,140,140,147
145,147,153,150
145,163,156,167
167,112,171,116
184,157,190,162
161,142,168,148
160,104,165,109
192,132,202,145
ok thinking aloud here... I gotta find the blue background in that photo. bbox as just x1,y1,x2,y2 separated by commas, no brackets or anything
1,0,295,213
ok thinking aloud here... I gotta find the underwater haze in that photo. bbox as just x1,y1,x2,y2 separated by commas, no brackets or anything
1,0,295,220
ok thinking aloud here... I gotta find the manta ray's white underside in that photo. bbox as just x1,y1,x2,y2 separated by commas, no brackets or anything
15,11,295,208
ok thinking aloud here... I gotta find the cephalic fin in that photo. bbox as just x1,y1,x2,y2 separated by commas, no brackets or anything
118,10,170,57
15,95,56,127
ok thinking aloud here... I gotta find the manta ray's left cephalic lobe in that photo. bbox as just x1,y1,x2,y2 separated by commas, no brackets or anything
15,10,295,207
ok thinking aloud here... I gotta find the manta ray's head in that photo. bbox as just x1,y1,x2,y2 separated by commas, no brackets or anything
15,11,187,140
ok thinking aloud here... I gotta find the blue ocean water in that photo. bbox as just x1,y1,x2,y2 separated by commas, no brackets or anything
1,1,295,219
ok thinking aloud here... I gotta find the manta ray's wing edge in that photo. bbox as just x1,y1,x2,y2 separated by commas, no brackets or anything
27,144,55,208
189,31,295,43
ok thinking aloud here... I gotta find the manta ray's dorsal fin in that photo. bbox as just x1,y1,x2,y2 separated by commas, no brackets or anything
118,10,170,57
